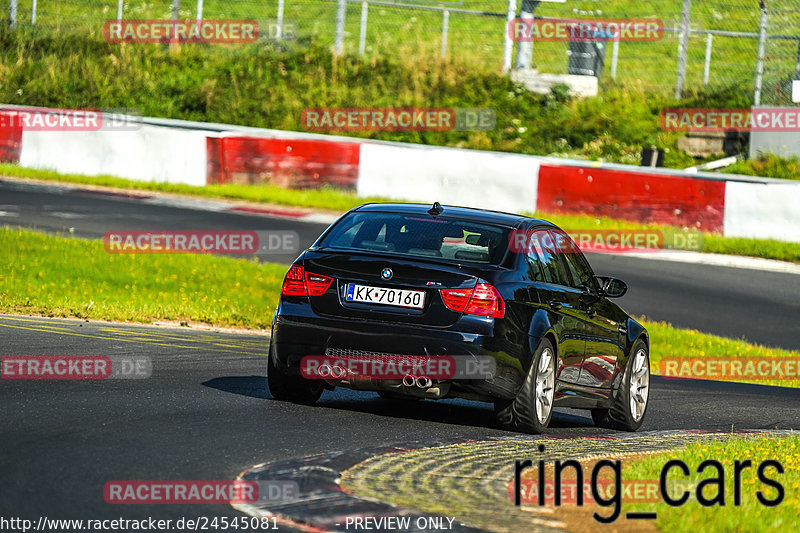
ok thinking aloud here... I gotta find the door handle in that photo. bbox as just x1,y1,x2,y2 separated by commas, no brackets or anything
547,301,562,310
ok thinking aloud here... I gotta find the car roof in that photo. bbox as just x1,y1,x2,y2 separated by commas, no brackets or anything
352,202,555,228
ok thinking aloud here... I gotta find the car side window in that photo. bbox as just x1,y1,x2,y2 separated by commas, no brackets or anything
525,245,546,282
529,229,571,286
553,230,597,291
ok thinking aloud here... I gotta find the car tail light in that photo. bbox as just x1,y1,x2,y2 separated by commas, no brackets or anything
305,273,334,296
440,288,472,312
440,283,505,318
281,265,333,297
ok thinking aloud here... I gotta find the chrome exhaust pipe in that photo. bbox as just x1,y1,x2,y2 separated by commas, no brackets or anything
415,376,432,388
402,375,416,387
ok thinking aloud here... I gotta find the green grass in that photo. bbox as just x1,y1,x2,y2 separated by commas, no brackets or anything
1,0,792,99
726,154,800,182
643,319,800,388
0,22,779,173
623,434,800,531
3,2,800,175
3,227,799,389
0,226,286,329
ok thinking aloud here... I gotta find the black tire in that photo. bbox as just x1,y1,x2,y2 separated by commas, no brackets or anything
267,345,323,405
592,339,650,431
495,337,557,434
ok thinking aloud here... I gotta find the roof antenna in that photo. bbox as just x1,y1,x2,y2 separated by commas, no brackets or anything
427,202,443,217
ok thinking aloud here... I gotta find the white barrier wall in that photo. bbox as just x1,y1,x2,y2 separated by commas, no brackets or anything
357,143,540,214
6,104,800,245
19,125,208,187
723,181,800,243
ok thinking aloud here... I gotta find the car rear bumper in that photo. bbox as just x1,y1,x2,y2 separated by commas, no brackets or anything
271,301,525,401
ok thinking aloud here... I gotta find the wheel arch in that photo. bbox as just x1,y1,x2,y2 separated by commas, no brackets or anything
525,308,558,375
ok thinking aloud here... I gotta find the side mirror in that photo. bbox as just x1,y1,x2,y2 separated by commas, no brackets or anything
595,276,627,298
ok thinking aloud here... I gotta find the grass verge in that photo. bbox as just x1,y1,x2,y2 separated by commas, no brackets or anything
0,226,285,329
3,228,799,387
623,434,800,532
0,164,389,213
3,163,799,264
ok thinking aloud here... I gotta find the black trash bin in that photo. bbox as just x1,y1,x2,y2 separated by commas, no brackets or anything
567,34,606,77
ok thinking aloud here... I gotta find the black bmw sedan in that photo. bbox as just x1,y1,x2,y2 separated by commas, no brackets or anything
268,202,650,434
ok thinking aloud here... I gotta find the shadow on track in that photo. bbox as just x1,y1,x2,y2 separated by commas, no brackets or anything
202,375,599,434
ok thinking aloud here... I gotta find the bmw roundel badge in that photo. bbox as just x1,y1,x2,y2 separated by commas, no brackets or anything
381,267,393,280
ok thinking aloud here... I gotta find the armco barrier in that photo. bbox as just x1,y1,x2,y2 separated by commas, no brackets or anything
724,181,800,242
536,163,726,232
357,143,538,214
0,112,22,163
19,126,208,187
3,103,800,244
207,136,360,188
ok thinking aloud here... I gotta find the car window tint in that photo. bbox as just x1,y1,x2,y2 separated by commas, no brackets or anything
553,230,596,290
524,237,546,282
529,229,570,286
319,212,511,265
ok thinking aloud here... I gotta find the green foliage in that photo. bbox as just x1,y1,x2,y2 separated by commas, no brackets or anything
726,153,800,181
0,25,781,175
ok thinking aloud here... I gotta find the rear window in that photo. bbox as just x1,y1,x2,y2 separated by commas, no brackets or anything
317,212,511,264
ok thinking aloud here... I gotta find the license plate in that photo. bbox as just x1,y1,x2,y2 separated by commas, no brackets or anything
345,284,425,309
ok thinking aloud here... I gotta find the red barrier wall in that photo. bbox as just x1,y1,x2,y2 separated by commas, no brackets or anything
206,136,360,188
0,112,22,163
537,164,726,231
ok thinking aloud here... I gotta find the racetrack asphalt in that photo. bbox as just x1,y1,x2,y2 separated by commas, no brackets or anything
1,315,799,522
3,177,800,527
3,177,800,350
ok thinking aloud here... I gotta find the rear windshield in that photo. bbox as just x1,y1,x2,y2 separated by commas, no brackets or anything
317,212,512,264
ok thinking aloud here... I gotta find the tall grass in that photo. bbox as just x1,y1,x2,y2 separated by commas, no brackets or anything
0,25,756,170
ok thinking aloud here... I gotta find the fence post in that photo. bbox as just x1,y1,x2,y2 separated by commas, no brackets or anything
610,36,620,79
8,0,17,28
675,0,691,98
703,33,712,84
117,0,123,21
334,0,346,55
502,0,517,74
172,0,180,21
794,39,800,79
31,0,37,25
441,10,449,59
196,0,204,21
276,0,285,40
753,0,768,106
359,2,368,55
515,0,538,70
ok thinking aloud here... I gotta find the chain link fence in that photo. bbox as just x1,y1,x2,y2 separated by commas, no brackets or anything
2,1,800,103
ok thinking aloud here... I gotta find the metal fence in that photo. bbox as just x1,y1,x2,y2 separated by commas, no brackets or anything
3,1,800,104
